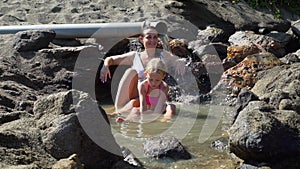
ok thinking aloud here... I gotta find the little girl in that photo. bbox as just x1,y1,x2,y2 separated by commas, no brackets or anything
116,58,176,123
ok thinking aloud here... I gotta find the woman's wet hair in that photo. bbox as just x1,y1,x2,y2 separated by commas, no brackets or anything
142,26,158,36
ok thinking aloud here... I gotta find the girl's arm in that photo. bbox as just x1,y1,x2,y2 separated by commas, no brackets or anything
138,81,148,113
152,82,168,114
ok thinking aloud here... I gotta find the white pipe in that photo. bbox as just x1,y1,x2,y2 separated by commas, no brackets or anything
0,21,168,39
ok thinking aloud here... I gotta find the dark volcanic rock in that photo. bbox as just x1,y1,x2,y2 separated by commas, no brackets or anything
143,135,191,160
13,30,56,52
229,101,300,163
251,63,300,113
34,90,123,169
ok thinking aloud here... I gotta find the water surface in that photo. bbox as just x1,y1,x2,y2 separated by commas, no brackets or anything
103,103,238,169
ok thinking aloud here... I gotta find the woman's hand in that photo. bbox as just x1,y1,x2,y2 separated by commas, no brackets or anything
100,65,111,83
175,58,186,76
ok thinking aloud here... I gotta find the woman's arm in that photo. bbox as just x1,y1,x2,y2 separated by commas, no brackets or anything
100,51,136,82
163,51,186,76
106,51,136,66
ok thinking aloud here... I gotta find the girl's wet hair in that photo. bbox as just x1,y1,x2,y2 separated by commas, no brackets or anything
145,58,166,77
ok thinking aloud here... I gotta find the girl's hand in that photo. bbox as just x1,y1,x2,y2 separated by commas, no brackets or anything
100,65,111,83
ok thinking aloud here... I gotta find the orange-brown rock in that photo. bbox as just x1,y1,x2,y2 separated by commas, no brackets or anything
169,39,190,58
223,45,260,70
222,52,283,96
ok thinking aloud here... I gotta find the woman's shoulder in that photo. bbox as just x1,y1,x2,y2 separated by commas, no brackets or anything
111,51,136,62
124,51,137,57
114,51,136,57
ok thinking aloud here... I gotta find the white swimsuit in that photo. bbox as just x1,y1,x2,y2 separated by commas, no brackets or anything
132,51,165,83
132,52,145,83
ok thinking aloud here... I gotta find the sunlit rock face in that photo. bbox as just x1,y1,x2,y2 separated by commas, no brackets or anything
223,45,260,70
52,154,84,169
228,31,289,58
222,52,283,96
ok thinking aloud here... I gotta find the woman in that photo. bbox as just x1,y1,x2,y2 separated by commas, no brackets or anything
100,25,185,115
116,58,176,123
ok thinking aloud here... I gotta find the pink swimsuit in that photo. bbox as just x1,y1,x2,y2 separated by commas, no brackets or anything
145,84,166,107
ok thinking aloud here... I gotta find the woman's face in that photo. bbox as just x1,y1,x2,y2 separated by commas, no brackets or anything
141,28,158,49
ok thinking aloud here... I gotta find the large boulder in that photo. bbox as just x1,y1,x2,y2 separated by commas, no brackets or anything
229,62,300,165
33,90,123,169
251,63,300,113
0,116,56,168
229,101,300,163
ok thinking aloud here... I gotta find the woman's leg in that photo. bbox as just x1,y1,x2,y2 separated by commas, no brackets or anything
116,107,140,123
115,99,139,115
107,99,139,118
114,68,139,113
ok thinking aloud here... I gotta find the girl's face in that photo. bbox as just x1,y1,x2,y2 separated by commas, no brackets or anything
146,72,164,89
141,29,158,49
